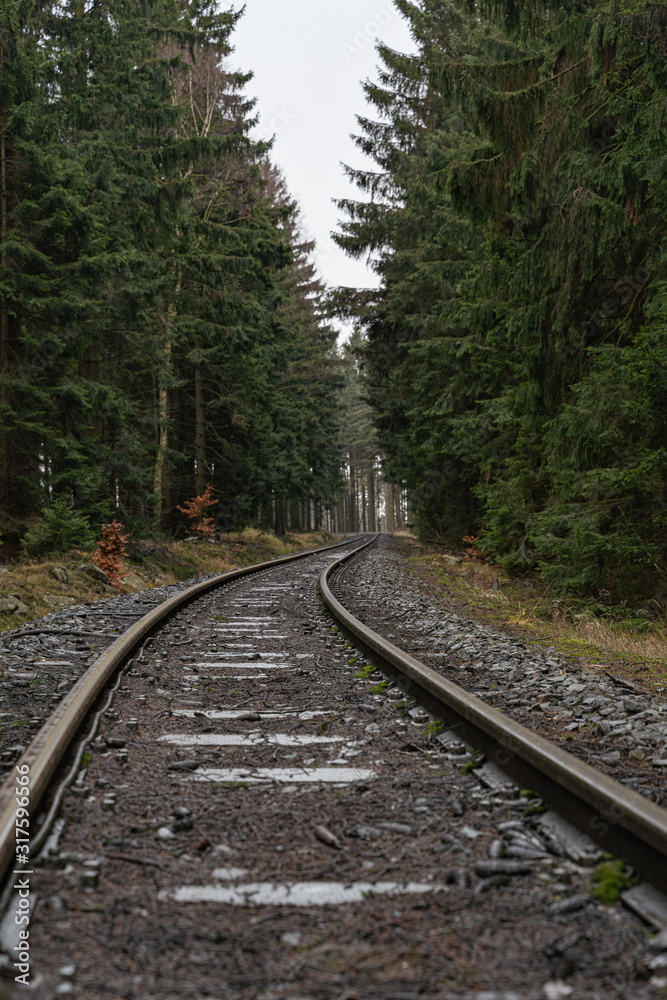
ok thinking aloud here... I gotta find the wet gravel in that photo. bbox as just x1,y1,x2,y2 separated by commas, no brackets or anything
333,537,667,807
1,537,665,999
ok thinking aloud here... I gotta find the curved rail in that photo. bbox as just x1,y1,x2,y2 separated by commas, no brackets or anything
319,541,667,893
0,534,366,884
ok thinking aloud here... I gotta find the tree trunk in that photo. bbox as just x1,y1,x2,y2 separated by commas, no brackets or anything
194,340,206,495
153,302,174,526
153,375,170,525
367,464,376,532
394,486,402,531
290,498,301,531
385,481,395,533
260,497,271,530
0,44,8,511
349,461,358,532
275,496,286,536
361,477,367,531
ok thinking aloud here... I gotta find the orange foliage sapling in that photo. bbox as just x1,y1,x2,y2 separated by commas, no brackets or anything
177,483,219,539
92,520,130,593
462,535,484,561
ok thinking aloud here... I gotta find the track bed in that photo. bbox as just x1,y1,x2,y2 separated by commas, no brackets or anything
1,539,664,999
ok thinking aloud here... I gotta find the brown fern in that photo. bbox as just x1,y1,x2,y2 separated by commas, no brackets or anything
462,535,484,561
92,521,130,593
177,483,219,539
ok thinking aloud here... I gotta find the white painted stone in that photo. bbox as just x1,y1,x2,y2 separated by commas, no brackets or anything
189,766,376,784
160,733,345,747
162,880,445,906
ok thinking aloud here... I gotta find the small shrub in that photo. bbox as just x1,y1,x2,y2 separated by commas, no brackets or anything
92,520,129,593
463,535,484,561
23,498,95,556
177,483,218,539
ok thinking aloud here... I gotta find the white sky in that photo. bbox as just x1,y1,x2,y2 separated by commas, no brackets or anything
230,0,415,299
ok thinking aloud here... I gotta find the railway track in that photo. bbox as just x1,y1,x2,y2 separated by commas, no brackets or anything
0,534,665,999
322,542,667,894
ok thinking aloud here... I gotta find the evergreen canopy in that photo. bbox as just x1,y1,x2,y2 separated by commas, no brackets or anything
0,0,344,538
336,0,667,600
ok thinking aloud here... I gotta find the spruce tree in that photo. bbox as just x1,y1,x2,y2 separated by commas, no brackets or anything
337,0,667,598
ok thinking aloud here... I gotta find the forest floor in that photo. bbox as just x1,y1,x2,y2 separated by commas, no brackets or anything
406,542,667,693
0,529,336,636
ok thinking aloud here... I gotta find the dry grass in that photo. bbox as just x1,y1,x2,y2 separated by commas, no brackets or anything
0,530,335,635
508,601,667,663
408,548,667,692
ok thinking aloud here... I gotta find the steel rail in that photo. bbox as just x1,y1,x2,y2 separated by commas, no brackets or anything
0,534,366,886
319,539,667,893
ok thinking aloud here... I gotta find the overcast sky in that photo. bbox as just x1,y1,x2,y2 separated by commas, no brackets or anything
231,0,414,300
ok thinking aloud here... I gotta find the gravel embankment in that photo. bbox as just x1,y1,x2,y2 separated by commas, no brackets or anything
333,536,667,806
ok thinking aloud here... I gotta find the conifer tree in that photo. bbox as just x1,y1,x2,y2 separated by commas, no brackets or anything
0,3,346,544
337,0,667,598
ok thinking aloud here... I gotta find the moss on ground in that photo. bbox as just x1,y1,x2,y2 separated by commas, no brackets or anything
588,860,634,905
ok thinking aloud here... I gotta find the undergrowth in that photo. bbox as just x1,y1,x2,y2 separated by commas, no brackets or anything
410,546,667,691
0,530,335,634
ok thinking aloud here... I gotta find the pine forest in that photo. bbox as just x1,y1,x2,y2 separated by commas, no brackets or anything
337,0,667,603
1,0,666,607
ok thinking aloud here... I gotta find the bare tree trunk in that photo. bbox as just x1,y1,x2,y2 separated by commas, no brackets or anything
367,464,376,532
153,368,170,526
385,481,395,533
349,466,357,532
194,339,206,495
394,486,402,531
153,295,177,527
361,477,367,531
260,497,271,530
275,497,286,536
0,44,8,510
